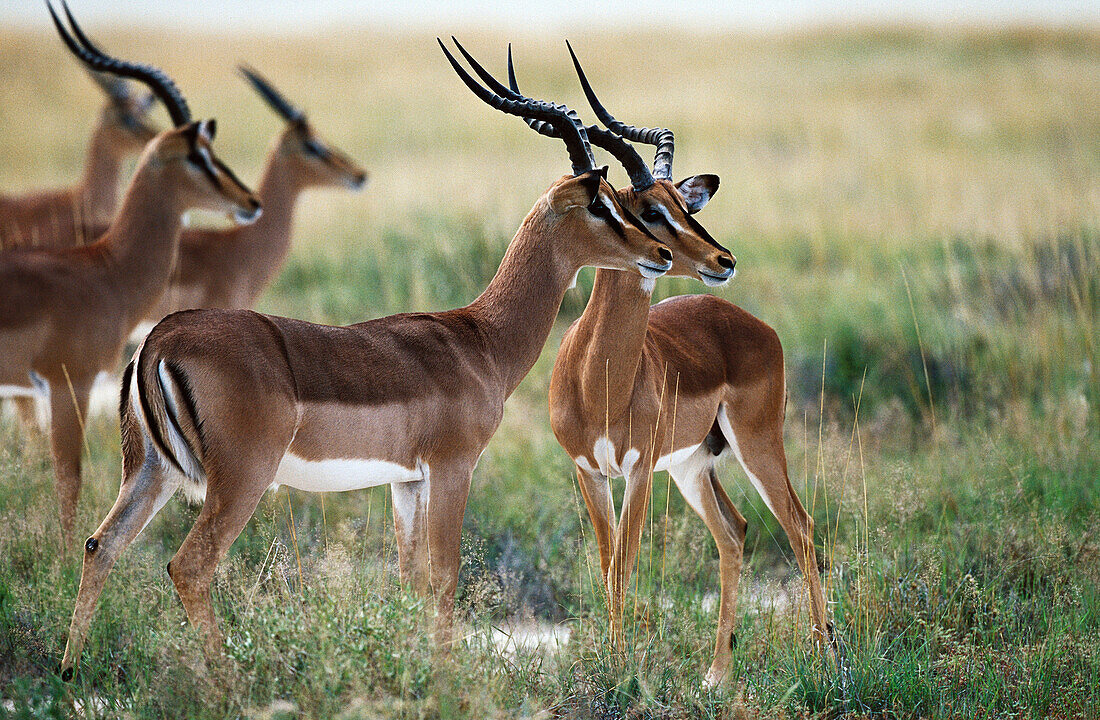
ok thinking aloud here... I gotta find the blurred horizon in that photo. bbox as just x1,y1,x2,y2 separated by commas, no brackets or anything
2,0,1098,33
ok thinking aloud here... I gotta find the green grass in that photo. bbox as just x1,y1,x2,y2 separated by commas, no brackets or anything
1,23,1099,720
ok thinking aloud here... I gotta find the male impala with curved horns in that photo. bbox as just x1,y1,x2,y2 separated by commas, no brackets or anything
0,15,159,250
541,44,832,686
132,65,367,338
59,38,671,679
0,2,260,536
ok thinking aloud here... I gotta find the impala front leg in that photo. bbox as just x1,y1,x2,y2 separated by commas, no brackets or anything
48,376,91,542
62,446,181,681
575,463,615,582
607,460,655,646
392,478,431,596
423,463,473,648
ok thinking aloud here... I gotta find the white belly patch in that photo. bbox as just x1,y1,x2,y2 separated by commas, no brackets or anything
272,453,427,493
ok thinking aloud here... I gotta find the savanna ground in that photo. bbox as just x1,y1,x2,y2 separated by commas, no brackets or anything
1,23,1098,719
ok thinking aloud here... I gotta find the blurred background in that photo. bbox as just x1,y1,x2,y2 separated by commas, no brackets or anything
1,1,1098,716
2,0,1098,30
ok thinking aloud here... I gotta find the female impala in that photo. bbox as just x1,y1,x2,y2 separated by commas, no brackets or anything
0,3,260,536
540,45,831,686
132,66,367,337
0,3,159,250
59,38,671,679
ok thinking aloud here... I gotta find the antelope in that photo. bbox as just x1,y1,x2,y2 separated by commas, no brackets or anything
130,65,367,338
0,2,260,537
58,38,672,680
0,10,159,250
540,45,830,686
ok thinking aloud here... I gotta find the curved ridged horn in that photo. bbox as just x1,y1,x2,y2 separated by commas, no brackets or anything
48,0,191,127
504,45,655,191
440,37,595,176
238,65,305,123
566,40,674,180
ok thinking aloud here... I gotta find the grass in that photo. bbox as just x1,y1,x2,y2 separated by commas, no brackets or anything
1,22,1099,719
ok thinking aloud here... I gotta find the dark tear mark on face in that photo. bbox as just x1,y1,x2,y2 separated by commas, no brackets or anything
588,196,625,237
664,192,729,253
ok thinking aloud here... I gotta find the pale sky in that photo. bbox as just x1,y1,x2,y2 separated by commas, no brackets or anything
3,0,1097,32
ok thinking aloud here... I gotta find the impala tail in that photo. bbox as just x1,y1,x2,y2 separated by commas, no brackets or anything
129,342,208,499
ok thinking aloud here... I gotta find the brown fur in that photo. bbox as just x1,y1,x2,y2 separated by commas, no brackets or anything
0,97,157,250
59,170,672,677
0,121,259,537
549,179,829,686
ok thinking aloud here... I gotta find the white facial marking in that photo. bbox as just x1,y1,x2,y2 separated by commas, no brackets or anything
659,203,687,234
640,277,656,294
272,453,426,493
569,269,581,290
717,408,778,517
601,194,625,226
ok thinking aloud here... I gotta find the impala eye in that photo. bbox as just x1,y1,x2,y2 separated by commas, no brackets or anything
303,139,326,158
641,207,662,223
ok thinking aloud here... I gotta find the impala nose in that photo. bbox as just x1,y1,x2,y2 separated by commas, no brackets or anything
657,246,673,263
234,199,262,225
717,255,736,271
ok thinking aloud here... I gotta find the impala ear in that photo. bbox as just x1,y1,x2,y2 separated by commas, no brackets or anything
675,174,719,214
548,166,606,214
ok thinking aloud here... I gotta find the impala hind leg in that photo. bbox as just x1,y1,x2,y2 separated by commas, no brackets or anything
166,474,272,661
717,409,829,643
48,378,91,540
61,446,181,681
668,448,747,687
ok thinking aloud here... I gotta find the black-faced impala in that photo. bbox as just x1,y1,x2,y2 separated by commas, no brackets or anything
0,3,159,250
0,2,260,538
541,44,832,686
131,66,366,338
58,38,672,680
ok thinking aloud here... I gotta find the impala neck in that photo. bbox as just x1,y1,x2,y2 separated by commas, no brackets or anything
467,208,580,396
229,148,303,296
573,269,653,416
78,123,124,225
103,164,185,327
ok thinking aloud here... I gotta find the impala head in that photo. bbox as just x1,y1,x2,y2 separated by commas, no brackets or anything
239,65,368,191
90,75,159,152
49,0,261,225
562,41,735,287
49,1,159,151
441,37,672,278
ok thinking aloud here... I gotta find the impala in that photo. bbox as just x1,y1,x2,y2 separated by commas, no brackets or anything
539,44,830,685
0,2,260,536
58,38,671,679
0,10,158,250
131,65,366,337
